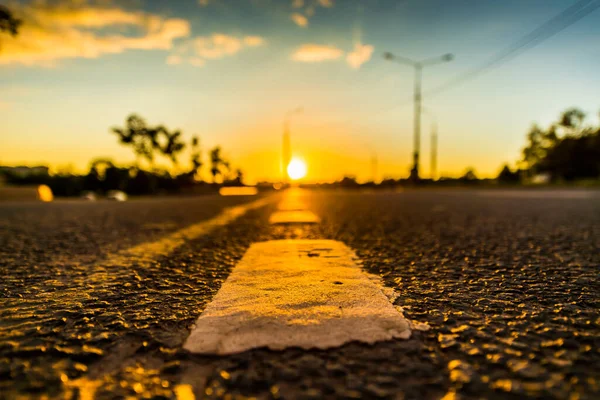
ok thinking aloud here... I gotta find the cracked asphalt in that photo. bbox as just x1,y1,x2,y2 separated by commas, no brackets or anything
1,189,599,399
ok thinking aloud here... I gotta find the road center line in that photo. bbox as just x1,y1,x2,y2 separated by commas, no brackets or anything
269,210,320,224
105,196,274,266
184,240,411,355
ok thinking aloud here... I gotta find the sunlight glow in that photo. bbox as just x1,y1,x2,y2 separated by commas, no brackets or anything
287,158,307,180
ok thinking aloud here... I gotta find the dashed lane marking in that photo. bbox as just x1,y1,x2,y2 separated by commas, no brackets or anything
184,240,411,355
277,199,307,211
105,196,274,266
269,210,320,224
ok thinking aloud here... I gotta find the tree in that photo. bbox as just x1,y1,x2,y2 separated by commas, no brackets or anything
189,135,203,179
111,114,186,168
0,6,21,37
559,108,586,131
520,107,600,181
521,124,546,172
209,146,229,183
159,128,186,165
460,168,478,182
112,114,155,165
234,169,244,185
496,164,520,183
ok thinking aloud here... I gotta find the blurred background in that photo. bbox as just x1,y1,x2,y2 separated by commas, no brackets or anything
1,0,599,198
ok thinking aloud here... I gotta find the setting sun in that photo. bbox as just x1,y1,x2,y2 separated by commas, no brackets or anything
287,158,307,180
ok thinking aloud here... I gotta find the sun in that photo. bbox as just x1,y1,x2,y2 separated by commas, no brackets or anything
287,158,307,180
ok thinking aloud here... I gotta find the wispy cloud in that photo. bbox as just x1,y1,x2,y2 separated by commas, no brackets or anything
288,0,334,27
168,34,266,67
291,44,343,62
290,13,308,27
346,43,373,69
292,42,374,69
317,0,334,8
166,54,183,65
0,3,190,67
244,36,264,46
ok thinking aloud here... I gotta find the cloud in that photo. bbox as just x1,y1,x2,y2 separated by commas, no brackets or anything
166,54,183,65
31,6,145,28
0,3,190,67
244,36,265,46
194,34,242,59
346,43,374,69
290,13,308,27
168,34,265,67
291,44,343,63
317,0,334,7
289,0,334,27
291,42,374,69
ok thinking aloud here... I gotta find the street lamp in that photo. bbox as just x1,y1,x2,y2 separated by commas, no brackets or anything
383,51,453,181
421,106,438,181
283,107,303,183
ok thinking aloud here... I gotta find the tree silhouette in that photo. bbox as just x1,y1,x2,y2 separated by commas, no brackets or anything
189,136,203,178
112,114,186,168
460,168,478,181
209,146,229,183
112,114,155,165
520,107,600,181
559,108,586,131
0,6,21,37
521,124,546,172
160,128,186,164
235,169,244,185
497,164,520,183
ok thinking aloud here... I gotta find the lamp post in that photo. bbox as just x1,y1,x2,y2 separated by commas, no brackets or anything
383,52,453,181
283,107,303,183
421,106,438,180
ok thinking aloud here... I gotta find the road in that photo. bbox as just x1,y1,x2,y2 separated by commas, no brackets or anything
1,189,599,399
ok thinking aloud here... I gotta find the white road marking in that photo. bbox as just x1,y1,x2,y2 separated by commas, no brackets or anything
269,210,320,224
105,196,273,266
277,199,307,211
184,240,410,355
219,186,258,196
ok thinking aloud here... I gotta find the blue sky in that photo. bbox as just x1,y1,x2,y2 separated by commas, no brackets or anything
1,0,599,182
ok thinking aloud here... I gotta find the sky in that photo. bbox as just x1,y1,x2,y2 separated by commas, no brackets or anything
1,0,599,183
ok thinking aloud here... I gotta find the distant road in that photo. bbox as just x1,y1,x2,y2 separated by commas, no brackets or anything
1,189,599,399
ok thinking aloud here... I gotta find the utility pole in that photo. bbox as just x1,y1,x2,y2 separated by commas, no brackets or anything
431,120,438,181
383,52,453,182
282,107,302,183
422,106,438,180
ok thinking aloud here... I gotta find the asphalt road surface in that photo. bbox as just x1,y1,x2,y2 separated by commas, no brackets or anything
1,189,599,399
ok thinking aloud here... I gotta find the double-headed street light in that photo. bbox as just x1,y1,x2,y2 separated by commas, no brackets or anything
283,107,303,183
383,52,453,181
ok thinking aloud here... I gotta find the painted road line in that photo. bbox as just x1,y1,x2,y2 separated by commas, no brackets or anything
184,240,410,355
269,210,320,224
277,199,307,211
106,196,274,266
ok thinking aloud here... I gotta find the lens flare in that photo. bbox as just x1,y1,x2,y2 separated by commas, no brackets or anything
287,158,307,180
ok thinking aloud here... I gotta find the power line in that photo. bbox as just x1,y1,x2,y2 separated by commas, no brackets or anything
318,0,600,135
425,0,600,97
